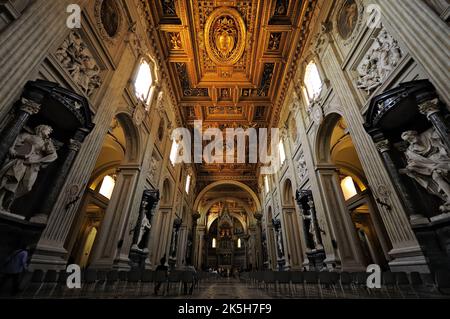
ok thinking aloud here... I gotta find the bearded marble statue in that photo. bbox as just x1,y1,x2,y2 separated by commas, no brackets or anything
400,129,450,213
0,125,58,212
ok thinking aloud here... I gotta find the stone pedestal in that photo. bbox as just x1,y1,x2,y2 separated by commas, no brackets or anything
128,190,160,270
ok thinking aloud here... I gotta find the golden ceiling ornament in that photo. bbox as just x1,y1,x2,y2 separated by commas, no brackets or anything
204,7,246,66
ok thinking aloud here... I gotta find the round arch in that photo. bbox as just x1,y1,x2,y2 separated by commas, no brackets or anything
115,112,141,162
193,180,262,213
282,179,295,206
201,197,254,217
160,178,173,206
206,212,248,233
315,112,343,163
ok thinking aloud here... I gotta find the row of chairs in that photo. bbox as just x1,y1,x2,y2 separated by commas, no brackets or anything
15,269,199,299
241,270,450,299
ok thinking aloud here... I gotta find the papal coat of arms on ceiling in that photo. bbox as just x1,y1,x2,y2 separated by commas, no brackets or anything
204,7,246,66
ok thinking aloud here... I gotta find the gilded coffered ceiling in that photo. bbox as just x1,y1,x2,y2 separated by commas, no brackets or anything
142,0,317,185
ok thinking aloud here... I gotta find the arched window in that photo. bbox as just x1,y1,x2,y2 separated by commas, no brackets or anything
98,175,116,200
237,238,242,248
134,60,153,104
340,176,358,201
158,118,165,141
304,62,323,101
169,139,179,166
212,238,217,248
279,140,286,165
264,175,270,194
185,174,192,194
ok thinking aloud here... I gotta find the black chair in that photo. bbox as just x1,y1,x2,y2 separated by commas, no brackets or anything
382,272,399,298
181,271,196,295
117,271,129,296
81,269,97,298
53,270,69,298
126,271,142,297
39,270,59,298
94,271,107,295
354,272,370,298
395,272,413,298
167,270,183,296
338,272,353,298
154,270,167,296
21,270,45,298
274,271,291,296
262,271,275,293
319,272,338,298
303,272,319,298
102,270,119,298
290,272,304,297
140,270,154,296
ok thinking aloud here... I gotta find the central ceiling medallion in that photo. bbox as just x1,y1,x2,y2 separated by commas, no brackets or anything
204,7,246,66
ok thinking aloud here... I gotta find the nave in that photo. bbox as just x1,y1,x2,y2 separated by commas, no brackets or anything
0,0,449,301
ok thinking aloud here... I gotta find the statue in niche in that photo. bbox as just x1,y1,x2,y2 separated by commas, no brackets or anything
0,125,58,212
276,231,283,257
302,213,323,250
136,213,151,250
400,129,450,213
149,156,158,181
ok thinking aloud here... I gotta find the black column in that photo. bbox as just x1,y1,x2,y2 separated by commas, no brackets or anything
254,212,264,270
168,217,182,268
375,139,427,223
0,98,40,165
418,98,450,153
190,212,200,263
